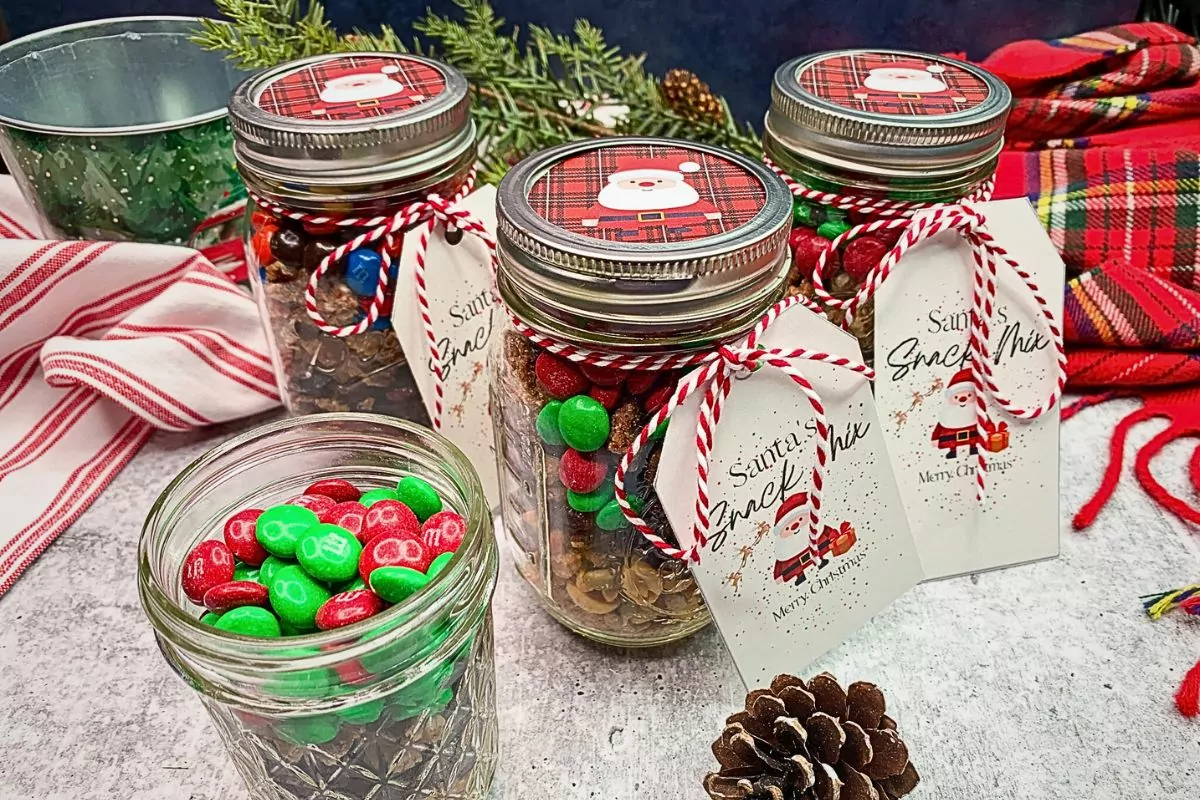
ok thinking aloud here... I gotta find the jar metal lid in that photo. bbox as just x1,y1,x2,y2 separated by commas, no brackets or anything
766,49,1012,178
229,53,474,194
496,137,793,350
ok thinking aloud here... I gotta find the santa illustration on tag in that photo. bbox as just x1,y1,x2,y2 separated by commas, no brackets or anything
578,158,723,240
930,368,986,458
772,492,857,585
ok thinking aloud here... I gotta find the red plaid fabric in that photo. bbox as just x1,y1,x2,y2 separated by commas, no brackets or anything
256,55,446,121
981,23,1200,539
796,51,991,116
527,143,766,244
981,23,1200,147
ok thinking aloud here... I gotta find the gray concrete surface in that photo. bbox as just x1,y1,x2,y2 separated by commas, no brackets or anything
1,399,1198,799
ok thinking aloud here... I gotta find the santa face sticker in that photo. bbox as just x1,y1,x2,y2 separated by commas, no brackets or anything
254,55,448,121
527,143,767,244
796,51,991,117
772,492,857,585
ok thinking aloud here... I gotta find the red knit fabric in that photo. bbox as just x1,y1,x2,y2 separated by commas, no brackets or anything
1175,657,1200,717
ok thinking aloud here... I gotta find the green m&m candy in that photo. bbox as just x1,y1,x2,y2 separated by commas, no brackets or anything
199,611,223,626
338,698,385,726
213,606,281,638
275,715,340,746
269,565,331,630
595,499,630,531
567,480,613,513
817,219,851,240
259,555,290,587
370,566,430,604
256,504,319,558
233,563,260,583
557,395,610,453
395,476,442,521
296,524,362,583
359,487,399,507
426,551,454,579
535,400,566,446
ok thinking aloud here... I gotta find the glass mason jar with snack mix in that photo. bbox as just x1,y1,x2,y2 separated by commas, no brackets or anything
138,414,499,800
491,137,794,646
764,49,1012,364
229,53,477,418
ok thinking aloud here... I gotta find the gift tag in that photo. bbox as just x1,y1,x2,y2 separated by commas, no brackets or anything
874,198,1064,579
654,303,923,687
393,185,500,506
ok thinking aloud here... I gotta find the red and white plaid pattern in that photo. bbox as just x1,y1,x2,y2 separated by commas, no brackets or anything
0,179,279,598
796,51,991,116
255,55,447,121
766,159,1067,502
526,143,766,244
252,170,497,430
511,294,871,563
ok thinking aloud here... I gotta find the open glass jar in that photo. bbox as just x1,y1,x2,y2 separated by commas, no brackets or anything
491,137,793,646
138,414,498,800
228,53,476,417
764,49,1011,363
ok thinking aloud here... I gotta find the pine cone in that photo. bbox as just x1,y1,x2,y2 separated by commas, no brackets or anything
704,674,920,800
660,68,725,124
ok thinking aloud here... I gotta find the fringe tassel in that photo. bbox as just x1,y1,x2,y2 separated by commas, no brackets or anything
1143,584,1200,718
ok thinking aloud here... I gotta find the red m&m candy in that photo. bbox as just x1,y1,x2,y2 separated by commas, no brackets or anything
320,501,369,542
625,371,657,395
223,508,267,566
589,384,622,411
305,478,361,503
286,493,336,515
580,363,623,386
841,234,891,282
642,382,673,414
535,353,589,399
363,500,420,542
359,534,432,581
315,589,384,630
203,580,271,612
558,449,608,494
421,511,466,556
182,540,235,604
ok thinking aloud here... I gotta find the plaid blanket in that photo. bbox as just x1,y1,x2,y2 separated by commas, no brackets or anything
982,23,1200,534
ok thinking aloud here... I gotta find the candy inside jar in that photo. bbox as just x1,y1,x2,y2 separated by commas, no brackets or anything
139,414,498,800
492,136,794,647
228,52,477,418
764,49,1013,365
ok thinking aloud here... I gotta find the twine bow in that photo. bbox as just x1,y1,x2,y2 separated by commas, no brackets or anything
512,295,874,564
252,168,498,429
766,159,1067,502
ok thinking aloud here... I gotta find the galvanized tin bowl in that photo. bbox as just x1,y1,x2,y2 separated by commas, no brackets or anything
0,16,252,244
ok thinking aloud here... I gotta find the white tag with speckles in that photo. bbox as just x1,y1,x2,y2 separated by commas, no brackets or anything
655,303,922,688
874,198,1063,579
393,185,500,507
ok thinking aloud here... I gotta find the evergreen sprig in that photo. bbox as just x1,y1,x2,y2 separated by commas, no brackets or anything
194,0,761,184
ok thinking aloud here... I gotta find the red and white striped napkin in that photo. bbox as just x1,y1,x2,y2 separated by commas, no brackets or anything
0,178,280,597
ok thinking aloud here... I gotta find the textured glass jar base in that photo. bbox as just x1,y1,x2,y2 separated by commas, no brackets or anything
205,619,498,800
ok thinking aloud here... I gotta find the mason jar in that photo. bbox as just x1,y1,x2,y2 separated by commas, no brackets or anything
138,414,498,800
491,136,793,646
228,53,476,418
764,49,1012,363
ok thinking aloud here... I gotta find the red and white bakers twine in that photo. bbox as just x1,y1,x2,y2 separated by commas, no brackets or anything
251,169,498,430
510,295,874,563
766,158,1067,502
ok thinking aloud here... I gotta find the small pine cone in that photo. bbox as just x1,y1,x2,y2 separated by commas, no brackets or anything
660,68,725,124
704,673,920,800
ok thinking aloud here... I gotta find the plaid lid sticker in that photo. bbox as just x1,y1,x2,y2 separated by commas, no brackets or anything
255,55,447,121
798,52,990,117
527,144,766,244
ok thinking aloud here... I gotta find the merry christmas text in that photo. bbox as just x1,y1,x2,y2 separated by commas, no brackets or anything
917,458,1014,484
772,545,870,620
883,306,1051,382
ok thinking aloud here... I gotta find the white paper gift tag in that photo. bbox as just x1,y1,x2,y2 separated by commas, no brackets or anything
654,303,923,687
874,198,1064,579
393,185,501,506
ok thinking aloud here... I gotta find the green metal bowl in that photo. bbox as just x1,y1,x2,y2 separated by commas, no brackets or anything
0,16,253,244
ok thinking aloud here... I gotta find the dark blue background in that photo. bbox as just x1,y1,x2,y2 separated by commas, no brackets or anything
6,1,1136,123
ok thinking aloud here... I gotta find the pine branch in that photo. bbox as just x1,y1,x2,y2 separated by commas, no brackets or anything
194,0,762,183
